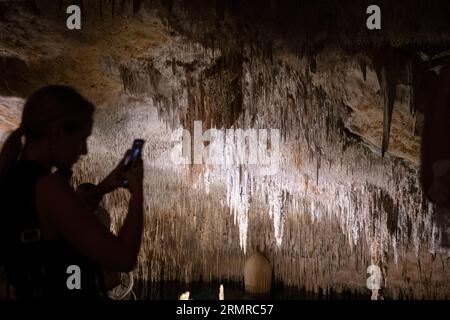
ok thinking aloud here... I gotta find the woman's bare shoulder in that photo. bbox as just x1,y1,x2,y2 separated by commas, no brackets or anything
35,173,75,200
36,172,70,186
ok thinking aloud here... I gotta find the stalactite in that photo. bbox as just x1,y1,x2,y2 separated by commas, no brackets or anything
27,0,40,15
408,58,415,116
358,59,367,82
381,65,396,157
371,49,403,157
121,0,126,15
58,0,64,12
133,0,141,15
99,0,103,18
309,53,317,74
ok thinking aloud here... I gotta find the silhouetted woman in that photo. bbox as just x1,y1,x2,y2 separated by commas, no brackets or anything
0,85,144,299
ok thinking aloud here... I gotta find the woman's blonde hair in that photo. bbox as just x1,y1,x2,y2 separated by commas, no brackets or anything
0,85,95,180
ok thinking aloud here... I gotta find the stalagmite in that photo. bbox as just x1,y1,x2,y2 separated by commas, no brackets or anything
219,284,224,300
244,252,273,295
179,291,190,300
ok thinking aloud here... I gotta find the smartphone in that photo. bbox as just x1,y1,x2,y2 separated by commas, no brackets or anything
122,139,145,187
124,139,145,170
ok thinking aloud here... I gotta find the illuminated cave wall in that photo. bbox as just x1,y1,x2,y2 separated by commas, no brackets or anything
0,1,449,299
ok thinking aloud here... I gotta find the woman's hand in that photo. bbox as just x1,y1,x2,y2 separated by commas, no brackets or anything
81,151,143,205
123,157,144,196
99,151,132,193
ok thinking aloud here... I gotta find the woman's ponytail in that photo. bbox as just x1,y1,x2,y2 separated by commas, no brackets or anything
0,126,24,182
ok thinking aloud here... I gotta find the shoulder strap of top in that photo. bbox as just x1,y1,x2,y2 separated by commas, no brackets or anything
12,160,49,243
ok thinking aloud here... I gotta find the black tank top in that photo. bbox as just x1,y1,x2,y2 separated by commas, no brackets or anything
0,160,100,299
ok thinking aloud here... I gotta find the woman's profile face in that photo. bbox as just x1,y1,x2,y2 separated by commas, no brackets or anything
51,118,93,171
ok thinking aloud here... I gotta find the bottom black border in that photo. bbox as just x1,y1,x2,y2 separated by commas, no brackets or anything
2,300,449,319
